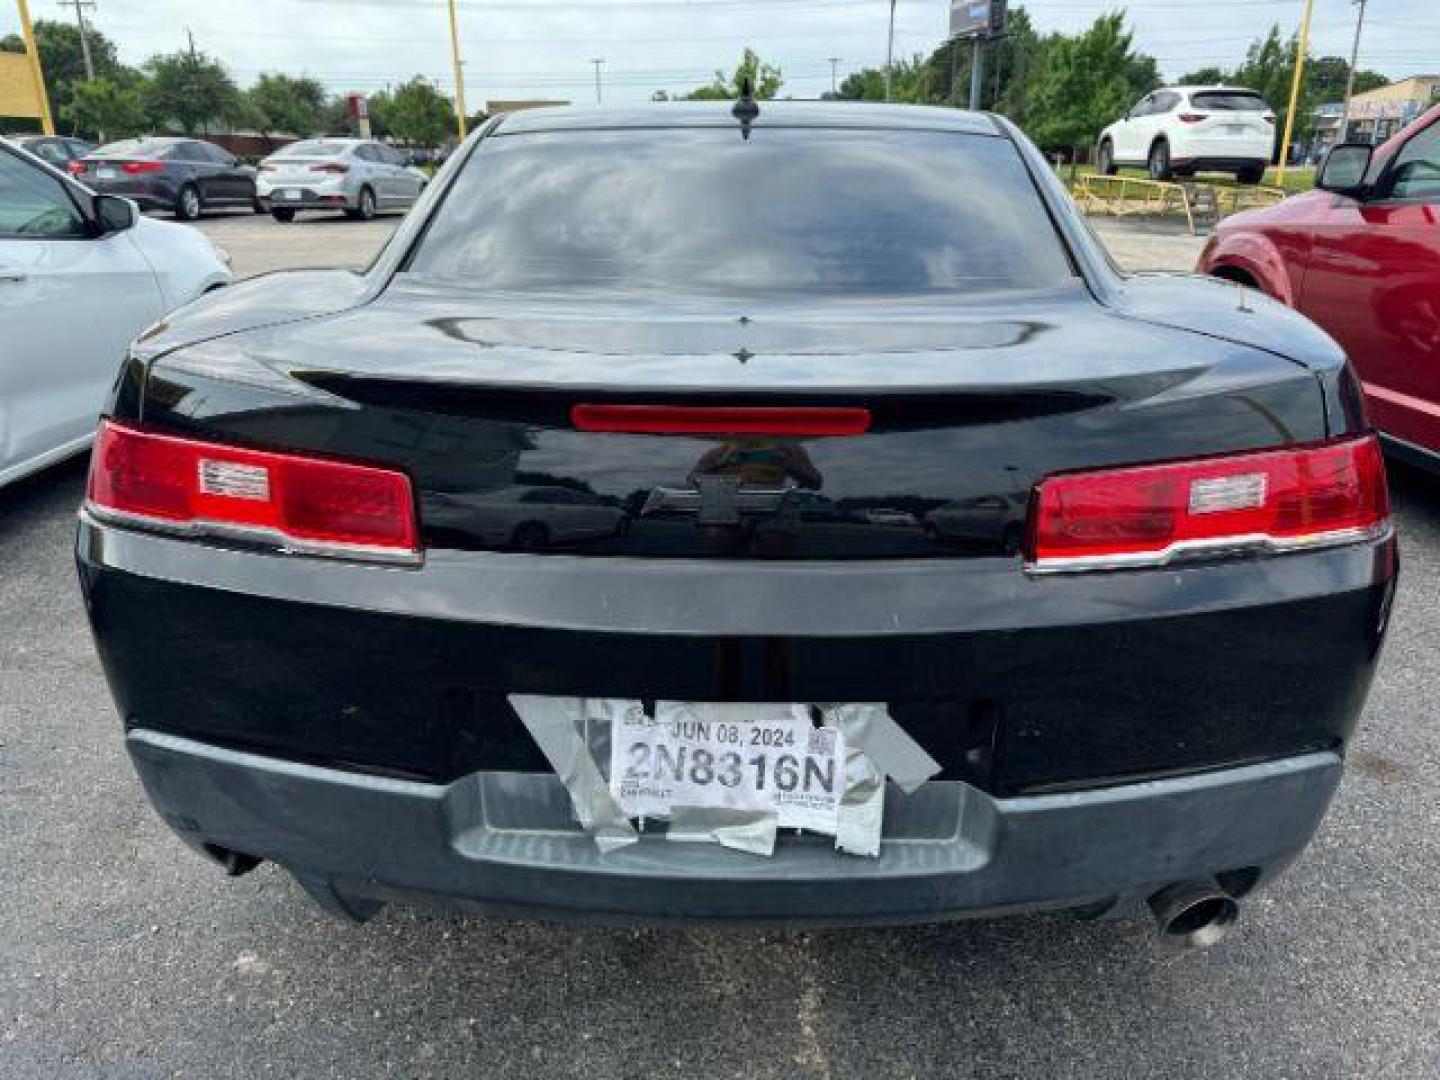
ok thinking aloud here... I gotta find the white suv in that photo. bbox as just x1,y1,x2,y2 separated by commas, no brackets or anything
1096,86,1276,185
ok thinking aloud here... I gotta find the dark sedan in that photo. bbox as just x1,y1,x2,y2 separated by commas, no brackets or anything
7,134,94,171
78,103,1396,951
74,136,259,220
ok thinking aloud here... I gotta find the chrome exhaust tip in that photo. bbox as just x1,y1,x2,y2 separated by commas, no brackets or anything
1148,879,1239,954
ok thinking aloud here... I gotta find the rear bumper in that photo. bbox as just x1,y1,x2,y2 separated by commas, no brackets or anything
78,512,1395,794
257,178,356,210
258,191,354,211
129,728,1341,926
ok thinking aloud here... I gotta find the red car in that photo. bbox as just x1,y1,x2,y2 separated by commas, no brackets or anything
1200,104,1440,467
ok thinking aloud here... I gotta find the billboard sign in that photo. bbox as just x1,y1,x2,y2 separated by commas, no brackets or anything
0,52,45,120
950,0,1006,39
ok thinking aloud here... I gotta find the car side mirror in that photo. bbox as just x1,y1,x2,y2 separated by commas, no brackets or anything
1317,143,1373,198
93,193,137,234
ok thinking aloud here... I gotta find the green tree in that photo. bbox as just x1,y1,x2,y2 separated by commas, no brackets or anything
63,70,148,140
1231,26,1295,125
1177,66,1229,86
830,6,1071,130
0,18,124,134
1225,27,1390,152
987,9,1046,124
365,88,394,138
1303,55,1388,111
682,48,783,101
912,7,1045,117
143,48,243,134
836,56,932,103
1027,13,1157,150
247,73,327,143
385,77,453,145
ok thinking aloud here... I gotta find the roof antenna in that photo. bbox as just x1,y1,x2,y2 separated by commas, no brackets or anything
732,75,759,139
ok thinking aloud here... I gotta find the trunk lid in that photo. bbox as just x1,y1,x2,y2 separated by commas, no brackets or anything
142,278,1328,560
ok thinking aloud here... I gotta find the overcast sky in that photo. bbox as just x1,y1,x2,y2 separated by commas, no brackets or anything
4,0,1436,107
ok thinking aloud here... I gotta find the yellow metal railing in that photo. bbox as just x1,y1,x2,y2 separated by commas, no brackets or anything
1068,174,1287,235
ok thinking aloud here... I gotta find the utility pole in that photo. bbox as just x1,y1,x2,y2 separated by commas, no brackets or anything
968,36,984,111
444,0,468,142
884,0,896,101
827,56,841,97
1276,0,1315,185
591,58,605,105
16,0,55,134
1340,0,1369,145
186,28,204,135
59,0,96,81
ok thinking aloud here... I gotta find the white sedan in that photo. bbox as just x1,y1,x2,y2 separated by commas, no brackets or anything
0,139,230,488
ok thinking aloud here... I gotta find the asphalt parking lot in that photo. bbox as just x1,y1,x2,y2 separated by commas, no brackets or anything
4,209,1439,1078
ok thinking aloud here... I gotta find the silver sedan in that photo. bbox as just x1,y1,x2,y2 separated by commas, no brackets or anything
257,138,427,222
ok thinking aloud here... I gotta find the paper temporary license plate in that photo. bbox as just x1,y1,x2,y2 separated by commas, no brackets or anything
96,167,116,180
608,702,846,834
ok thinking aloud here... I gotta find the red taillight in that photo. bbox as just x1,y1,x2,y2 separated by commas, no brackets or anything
68,160,86,175
311,163,349,174
120,160,165,174
570,404,872,436
1178,113,1207,124
1026,436,1389,572
86,421,419,560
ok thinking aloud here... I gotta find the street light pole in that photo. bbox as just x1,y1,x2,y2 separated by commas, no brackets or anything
884,0,896,101
1275,0,1315,185
591,58,605,105
828,56,841,97
445,0,468,142
1340,0,1369,144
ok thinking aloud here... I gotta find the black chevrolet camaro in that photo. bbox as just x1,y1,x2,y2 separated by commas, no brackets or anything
78,102,1396,948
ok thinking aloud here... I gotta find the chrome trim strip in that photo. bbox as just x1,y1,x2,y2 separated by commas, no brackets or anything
1025,521,1393,575
81,504,424,568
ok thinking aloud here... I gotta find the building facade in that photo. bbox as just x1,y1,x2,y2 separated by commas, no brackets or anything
1314,75,1440,158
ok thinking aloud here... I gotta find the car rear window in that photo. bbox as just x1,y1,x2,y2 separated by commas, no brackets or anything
274,141,350,157
407,128,1077,297
1190,91,1270,112
94,139,165,158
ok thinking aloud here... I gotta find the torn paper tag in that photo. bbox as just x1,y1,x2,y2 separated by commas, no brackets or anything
608,701,846,835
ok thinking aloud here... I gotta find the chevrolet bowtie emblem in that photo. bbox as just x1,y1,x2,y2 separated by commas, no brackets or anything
641,476,796,525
